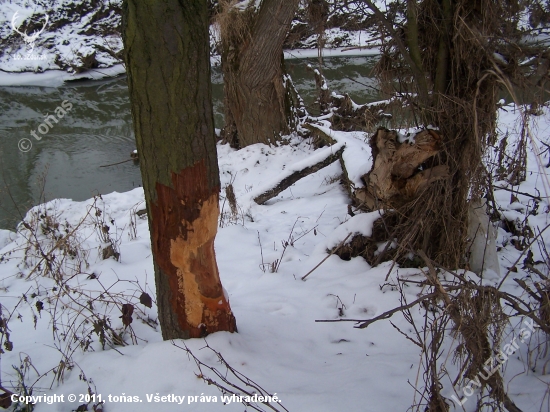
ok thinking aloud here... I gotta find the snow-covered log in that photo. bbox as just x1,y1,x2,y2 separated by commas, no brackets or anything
253,143,345,205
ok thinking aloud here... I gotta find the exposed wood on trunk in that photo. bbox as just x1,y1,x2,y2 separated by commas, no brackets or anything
151,161,237,338
254,145,345,205
359,128,448,209
123,0,236,340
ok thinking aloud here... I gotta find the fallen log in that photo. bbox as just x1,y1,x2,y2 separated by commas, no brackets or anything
253,144,345,205
303,122,375,203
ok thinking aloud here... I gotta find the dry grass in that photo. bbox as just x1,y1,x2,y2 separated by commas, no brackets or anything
366,0,540,269
330,1,550,410
215,0,254,53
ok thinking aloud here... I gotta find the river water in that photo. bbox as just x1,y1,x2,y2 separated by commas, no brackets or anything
0,56,379,230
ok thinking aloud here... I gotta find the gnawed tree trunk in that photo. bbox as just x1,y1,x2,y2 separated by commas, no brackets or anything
356,128,449,210
219,0,300,148
358,0,513,268
123,0,237,339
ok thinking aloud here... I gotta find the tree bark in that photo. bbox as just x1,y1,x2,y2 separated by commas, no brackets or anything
359,0,505,268
123,0,237,339
220,0,300,148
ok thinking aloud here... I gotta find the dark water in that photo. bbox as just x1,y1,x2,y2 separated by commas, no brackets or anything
0,55,379,230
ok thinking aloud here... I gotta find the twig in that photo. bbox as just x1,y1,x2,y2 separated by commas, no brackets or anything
99,158,134,168
274,218,300,272
524,263,549,280
315,293,439,328
493,185,542,200
257,231,265,273
301,232,352,281
174,341,288,412
497,222,550,290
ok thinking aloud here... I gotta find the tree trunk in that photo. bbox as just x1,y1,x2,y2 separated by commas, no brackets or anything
358,128,449,210
123,0,237,339
361,0,502,268
220,0,300,148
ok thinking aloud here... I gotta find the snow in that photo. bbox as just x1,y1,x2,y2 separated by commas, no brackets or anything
0,0,381,87
284,47,380,60
0,230,15,249
313,211,384,252
0,1,123,76
0,64,126,87
1,104,550,411
305,123,373,188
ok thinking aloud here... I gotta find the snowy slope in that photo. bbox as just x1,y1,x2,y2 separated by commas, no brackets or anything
0,0,122,74
1,106,550,411
0,0,381,86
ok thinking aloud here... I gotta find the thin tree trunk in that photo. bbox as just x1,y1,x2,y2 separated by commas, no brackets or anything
405,0,423,75
357,0,504,269
221,0,300,148
123,0,237,339
433,0,451,96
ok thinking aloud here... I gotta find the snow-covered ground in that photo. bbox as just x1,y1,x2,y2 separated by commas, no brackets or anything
0,1,122,73
1,104,549,411
1,2,550,411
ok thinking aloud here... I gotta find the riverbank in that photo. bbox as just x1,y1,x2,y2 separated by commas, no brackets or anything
0,64,126,87
0,103,549,411
0,0,379,86
0,46,381,87
0,55,380,231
